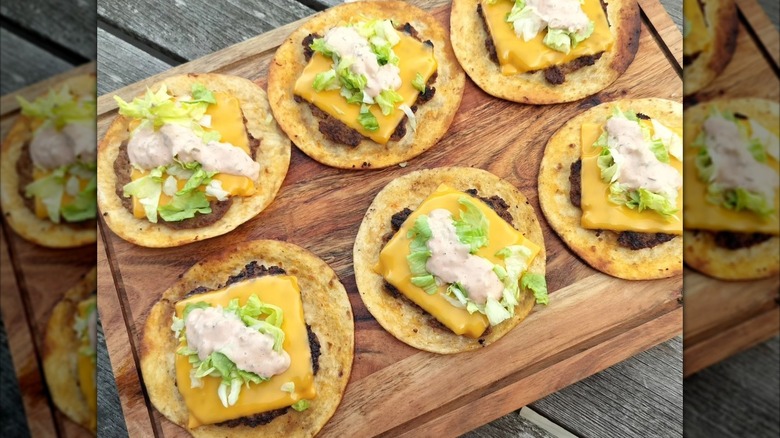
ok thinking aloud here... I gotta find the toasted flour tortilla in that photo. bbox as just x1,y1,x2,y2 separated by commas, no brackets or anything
42,267,97,434
353,167,545,354
140,240,354,437
450,0,640,104
267,1,465,169
97,73,291,248
538,98,682,280
0,74,97,248
683,0,738,96
683,98,779,280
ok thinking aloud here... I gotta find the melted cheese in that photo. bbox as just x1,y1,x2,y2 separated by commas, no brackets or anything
374,184,540,338
580,121,683,234
482,0,613,75
175,276,315,428
684,119,780,234
294,33,437,144
683,0,710,56
32,168,88,219
129,92,256,219
76,298,97,430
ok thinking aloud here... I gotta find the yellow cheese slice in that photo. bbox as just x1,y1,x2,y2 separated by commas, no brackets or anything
683,0,710,56
683,119,780,234
175,275,316,428
374,184,540,338
481,0,614,75
129,92,256,219
580,121,683,234
294,33,437,144
32,168,89,220
76,297,97,430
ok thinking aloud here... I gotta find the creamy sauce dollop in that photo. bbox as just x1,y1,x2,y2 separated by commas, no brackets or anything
185,306,290,378
424,209,504,305
606,117,682,195
514,0,591,39
30,121,95,169
127,124,260,179
322,26,401,98
703,115,779,202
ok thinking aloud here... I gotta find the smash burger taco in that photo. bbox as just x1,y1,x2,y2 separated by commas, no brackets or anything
450,0,640,104
1,74,97,247
141,240,354,437
97,74,291,248
354,167,548,354
683,0,738,96
268,0,465,169
538,98,683,280
683,99,779,280
43,268,97,434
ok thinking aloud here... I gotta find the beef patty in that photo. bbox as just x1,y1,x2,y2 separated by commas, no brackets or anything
180,261,321,428
296,24,438,147
569,158,676,250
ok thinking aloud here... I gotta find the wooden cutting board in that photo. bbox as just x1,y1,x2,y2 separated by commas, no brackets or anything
682,0,780,378
96,0,683,436
0,63,98,437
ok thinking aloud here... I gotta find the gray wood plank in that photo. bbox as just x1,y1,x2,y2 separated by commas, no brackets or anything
97,320,128,438
0,314,30,437
0,0,96,60
97,0,316,62
684,336,780,438
0,28,73,95
758,0,779,29
465,410,558,438
529,337,683,437
97,28,173,95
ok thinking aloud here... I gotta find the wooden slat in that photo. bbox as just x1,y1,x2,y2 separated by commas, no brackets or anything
637,0,683,68
0,28,72,95
736,0,780,66
0,0,96,60
97,28,173,95
97,0,315,62
97,1,684,436
0,222,57,437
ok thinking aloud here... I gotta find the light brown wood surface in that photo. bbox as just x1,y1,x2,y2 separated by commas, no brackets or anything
682,0,780,377
97,1,683,436
1,64,98,437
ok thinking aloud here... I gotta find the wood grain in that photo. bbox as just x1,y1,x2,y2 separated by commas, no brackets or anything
96,0,315,62
97,1,684,436
97,28,173,95
0,0,96,60
0,28,72,95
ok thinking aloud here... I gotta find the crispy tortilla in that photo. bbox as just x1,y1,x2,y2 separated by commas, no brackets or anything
538,98,683,280
450,0,640,104
97,73,291,248
42,267,97,434
140,240,354,437
683,0,738,96
0,74,97,248
267,1,465,169
353,167,545,354
683,98,780,280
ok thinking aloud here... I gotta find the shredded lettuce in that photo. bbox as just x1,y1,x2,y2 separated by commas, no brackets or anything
336,57,368,92
17,86,95,130
485,298,512,326
358,106,379,131
26,162,98,224
453,197,489,253
649,138,670,163
291,399,310,412
707,185,774,217
122,166,165,223
174,295,287,407
608,184,678,217
375,89,404,116
309,38,334,57
406,215,437,294
504,0,594,50
313,69,340,92
157,190,212,222
61,171,97,222
543,28,572,53
183,83,217,105
520,272,548,305
412,73,426,93
24,166,66,223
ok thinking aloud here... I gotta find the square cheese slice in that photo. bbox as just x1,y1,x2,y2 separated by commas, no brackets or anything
481,0,614,75
294,32,437,144
683,121,780,234
175,275,316,428
580,122,683,234
374,184,540,338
